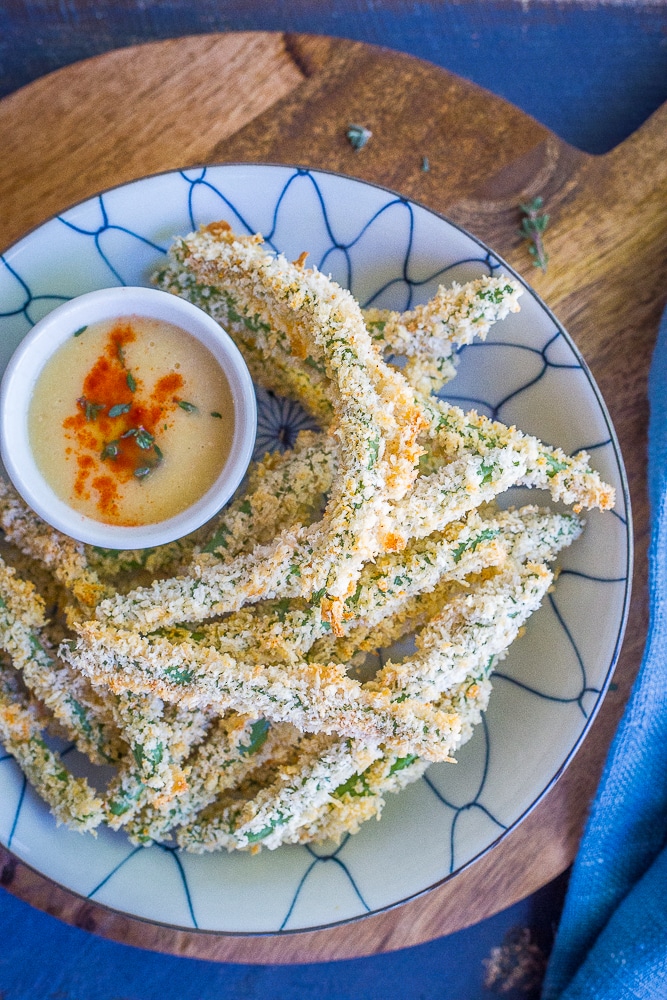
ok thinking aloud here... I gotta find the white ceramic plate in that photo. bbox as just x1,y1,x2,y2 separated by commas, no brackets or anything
0,165,631,934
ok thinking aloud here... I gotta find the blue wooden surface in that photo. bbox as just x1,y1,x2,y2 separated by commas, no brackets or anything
0,3,665,998
0,872,568,1000
1,1,666,153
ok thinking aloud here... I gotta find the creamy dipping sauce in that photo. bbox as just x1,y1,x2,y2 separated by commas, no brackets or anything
28,315,234,526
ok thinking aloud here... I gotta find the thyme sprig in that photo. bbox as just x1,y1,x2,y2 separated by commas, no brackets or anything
116,342,138,392
101,440,120,461
77,397,105,423
134,443,163,480
519,197,550,273
346,124,372,151
108,402,131,419
134,428,155,450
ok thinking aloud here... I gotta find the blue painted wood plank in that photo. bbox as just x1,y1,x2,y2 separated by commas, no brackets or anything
0,2,666,152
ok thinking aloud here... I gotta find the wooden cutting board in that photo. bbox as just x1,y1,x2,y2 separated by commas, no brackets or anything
0,32,665,964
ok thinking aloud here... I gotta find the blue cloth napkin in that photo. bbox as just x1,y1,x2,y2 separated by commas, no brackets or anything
542,304,667,999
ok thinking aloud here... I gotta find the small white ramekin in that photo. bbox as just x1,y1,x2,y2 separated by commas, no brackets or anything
0,286,257,548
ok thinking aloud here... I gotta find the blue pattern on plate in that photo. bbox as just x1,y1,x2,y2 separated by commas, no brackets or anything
423,716,508,875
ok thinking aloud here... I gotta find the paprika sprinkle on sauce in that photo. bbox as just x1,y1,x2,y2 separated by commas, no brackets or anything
28,315,235,526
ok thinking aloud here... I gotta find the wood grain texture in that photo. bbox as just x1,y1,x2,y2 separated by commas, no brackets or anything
0,31,665,963
0,33,305,249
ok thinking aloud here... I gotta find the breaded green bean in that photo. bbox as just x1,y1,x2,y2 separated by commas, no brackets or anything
0,557,122,764
164,507,510,666
0,480,111,611
158,245,522,404
365,275,523,395
196,431,337,562
0,664,104,832
420,399,615,513
63,624,465,762
178,735,383,852
126,717,299,844
369,558,553,702
154,254,334,425
104,694,211,828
